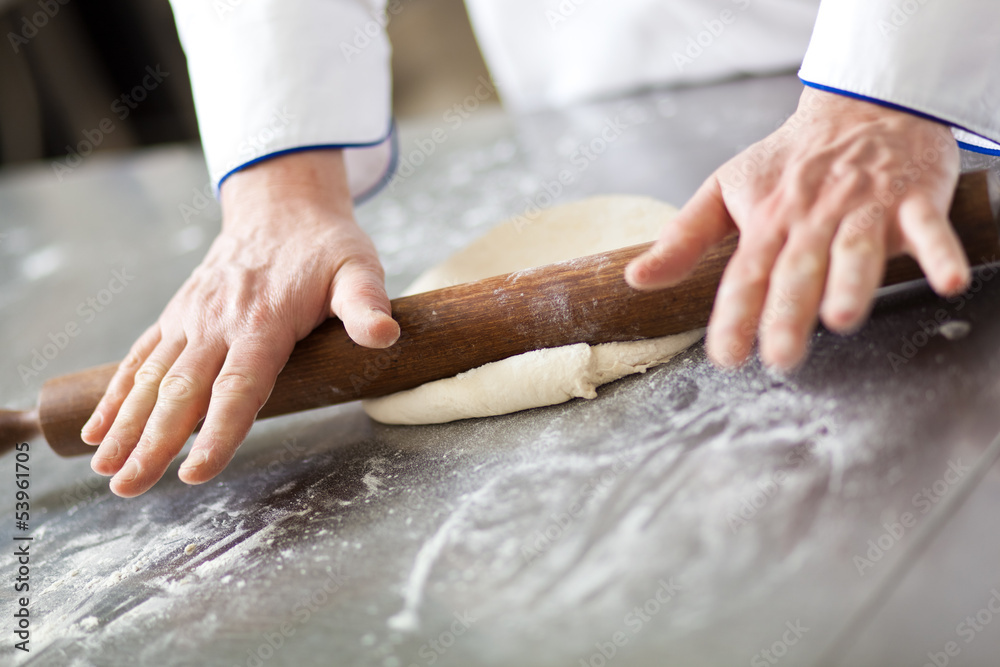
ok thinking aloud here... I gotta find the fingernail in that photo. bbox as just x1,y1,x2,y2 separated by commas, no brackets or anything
114,459,140,484
369,307,400,346
625,261,648,286
369,306,393,320
180,449,209,471
82,412,102,435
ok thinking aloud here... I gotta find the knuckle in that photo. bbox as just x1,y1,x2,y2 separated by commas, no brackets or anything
350,279,389,304
244,307,276,331
122,349,145,369
213,371,261,403
763,288,802,323
785,158,826,193
835,166,869,192
785,251,823,281
341,255,387,285
836,229,880,257
671,227,707,253
107,417,142,443
909,207,943,229
769,195,807,224
134,360,169,388
837,220,867,245
732,256,771,286
158,374,198,402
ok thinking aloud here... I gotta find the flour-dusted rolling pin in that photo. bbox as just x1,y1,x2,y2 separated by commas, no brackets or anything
3,171,999,457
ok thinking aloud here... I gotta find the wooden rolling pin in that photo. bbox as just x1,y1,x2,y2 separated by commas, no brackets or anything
3,171,999,457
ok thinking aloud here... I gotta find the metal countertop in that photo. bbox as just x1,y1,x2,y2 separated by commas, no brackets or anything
2,74,1000,667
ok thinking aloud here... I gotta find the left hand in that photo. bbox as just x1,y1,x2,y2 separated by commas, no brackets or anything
81,150,398,497
625,87,970,370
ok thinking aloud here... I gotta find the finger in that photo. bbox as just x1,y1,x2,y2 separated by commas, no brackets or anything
897,195,971,296
330,256,400,349
705,232,786,367
81,324,161,445
820,209,887,333
91,337,186,477
108,342,226,498
625,175,735,289
178,333,296,485
758,224,839,370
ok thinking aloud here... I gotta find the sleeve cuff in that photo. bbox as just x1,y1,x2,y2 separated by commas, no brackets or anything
798,0,1000,157
169,0,394,200
799,78,1000,157
215,122,399,204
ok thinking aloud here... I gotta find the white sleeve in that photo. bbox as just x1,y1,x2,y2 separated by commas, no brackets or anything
168,0,396,199
799,0,1000,156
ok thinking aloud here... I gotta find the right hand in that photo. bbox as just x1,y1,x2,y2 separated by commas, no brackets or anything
80,150,399,497
626,88,968,370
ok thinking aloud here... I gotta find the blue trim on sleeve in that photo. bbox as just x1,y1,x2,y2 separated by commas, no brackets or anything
799,78,1000,157
214,122,396,196
957,140,1000,157
355,121,399,206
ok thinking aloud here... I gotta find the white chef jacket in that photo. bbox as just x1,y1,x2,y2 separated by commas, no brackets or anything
168,0,1000,200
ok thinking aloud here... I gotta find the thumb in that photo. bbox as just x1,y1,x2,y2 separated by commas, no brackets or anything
330,255,400,349
625,174,734,290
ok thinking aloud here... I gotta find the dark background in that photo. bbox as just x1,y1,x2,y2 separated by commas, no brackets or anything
0,0,494,167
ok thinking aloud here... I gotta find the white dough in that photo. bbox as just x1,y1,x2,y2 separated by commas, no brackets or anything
364,331,704,425
403,195,682,296
364,195,704,425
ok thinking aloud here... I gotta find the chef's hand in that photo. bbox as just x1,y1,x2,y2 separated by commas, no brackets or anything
626,87,970,370
81,150,399,497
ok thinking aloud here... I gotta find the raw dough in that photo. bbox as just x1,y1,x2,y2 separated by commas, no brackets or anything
364,196,704,425
404,195,681,296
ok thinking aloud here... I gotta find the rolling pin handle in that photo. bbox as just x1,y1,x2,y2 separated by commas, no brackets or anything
0,409,42,454
986,170,1000,223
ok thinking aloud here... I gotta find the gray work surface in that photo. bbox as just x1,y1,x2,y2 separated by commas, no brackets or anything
3,74,1000,667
